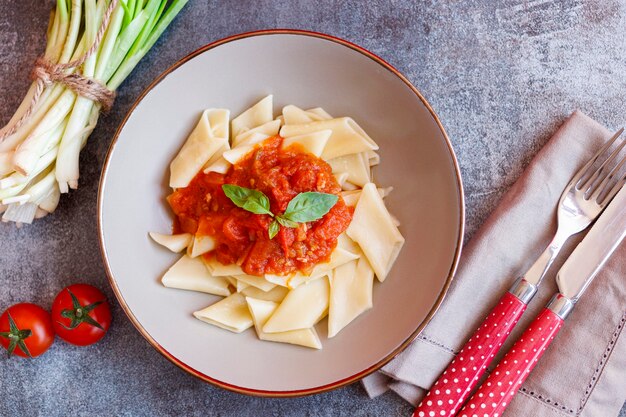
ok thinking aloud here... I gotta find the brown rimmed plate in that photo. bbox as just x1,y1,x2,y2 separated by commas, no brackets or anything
98,29,464,396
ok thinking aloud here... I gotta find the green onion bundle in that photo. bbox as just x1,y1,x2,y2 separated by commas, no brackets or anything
0,0,188,224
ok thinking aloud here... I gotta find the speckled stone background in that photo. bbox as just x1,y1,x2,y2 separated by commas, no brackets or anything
0,1,624,416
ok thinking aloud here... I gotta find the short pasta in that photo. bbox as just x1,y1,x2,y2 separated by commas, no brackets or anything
150,95,405,349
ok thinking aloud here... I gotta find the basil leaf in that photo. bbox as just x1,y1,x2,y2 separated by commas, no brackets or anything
276,215,299,228
222,184,272,216
268,220,280,239
282,192,338,223
242,199,272,215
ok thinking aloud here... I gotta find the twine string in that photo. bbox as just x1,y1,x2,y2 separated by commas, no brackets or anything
0,0,119,142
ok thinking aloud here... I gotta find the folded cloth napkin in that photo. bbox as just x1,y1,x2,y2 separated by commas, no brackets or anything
363,110,626,417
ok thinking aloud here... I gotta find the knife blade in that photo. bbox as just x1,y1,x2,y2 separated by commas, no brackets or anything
556,184,626,302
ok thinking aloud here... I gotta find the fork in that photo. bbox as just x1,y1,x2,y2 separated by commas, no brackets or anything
413,128,625,417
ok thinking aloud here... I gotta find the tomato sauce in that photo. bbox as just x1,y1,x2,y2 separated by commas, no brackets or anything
167,136,353,276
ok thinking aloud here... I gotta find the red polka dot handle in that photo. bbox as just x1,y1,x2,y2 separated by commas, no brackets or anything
459,308,564,417
412,291,527,417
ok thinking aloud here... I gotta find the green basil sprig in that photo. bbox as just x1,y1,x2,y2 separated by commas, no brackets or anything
268,220,280,239
221,184,338,239
282,192,340,223
222,184,272,216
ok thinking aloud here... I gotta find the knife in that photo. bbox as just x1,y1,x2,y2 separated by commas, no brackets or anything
458,184,626,417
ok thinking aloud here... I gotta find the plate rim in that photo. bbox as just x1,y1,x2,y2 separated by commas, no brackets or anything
97,28,466,397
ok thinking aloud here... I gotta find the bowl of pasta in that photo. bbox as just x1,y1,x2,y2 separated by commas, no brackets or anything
98,30,464,396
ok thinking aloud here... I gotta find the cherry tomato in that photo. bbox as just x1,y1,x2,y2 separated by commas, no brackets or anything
0,303,55,358
52,284,111,346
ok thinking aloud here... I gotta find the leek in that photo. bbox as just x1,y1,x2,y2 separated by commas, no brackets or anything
0,0,189,224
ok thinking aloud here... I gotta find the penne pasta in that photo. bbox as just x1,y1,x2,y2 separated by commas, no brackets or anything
236,130,273,147
341,191,360,207
194,293,253,333
263,273,303,289
337,232,361,255
262,276,330,333
233,120,280,147
282,105,333,125
201,141,231,174
328,153,370,187
158,97,406,348
264,247,359,289
235,279,249,292
282,105,315,125
342,188,388,204
161,255,231,296
169,109,230,188
223,131,273,163
202,156,231,174
222,145,255,164
246,297,322,349
347,183,404,282
241,286,289,303
231,95,273,138
341,181,359,191
328,257,374,338
203,141,230,167
279,117,378,160
149,232,192,253
232,273,277,292
189,234,216,258
333,172,349,188
203,257,244,276
305,107,333,120
281,130,331,157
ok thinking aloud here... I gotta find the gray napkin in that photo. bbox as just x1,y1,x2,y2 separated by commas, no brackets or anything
363,111,626,417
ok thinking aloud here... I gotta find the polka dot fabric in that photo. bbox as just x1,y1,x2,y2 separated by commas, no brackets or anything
459,308,564,417
413,292,527,417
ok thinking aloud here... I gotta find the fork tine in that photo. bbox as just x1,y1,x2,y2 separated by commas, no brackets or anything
592,152,626,202
587,138,626,197
571,128,623,191
598,171,626,206
578,128,625,190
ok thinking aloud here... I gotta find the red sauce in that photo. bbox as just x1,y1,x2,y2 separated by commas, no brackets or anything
167,136,353,276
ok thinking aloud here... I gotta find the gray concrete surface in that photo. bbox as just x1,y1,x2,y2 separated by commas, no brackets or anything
0,1,624,416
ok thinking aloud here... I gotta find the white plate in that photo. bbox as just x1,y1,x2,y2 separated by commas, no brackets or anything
98,30,464,396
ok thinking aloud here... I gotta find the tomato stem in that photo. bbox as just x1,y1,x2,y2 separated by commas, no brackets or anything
0,313,33,358
59,288,105,330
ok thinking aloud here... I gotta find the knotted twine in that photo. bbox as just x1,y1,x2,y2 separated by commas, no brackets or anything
0,0,119,142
